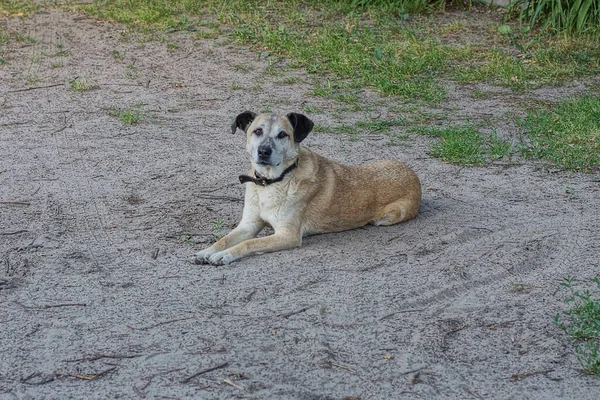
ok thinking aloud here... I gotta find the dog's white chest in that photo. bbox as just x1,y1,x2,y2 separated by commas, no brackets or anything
254,186,294,225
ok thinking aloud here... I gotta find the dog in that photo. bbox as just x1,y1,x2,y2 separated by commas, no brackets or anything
194,111,421,265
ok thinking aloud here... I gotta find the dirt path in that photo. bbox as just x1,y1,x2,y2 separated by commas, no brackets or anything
1,9,599,399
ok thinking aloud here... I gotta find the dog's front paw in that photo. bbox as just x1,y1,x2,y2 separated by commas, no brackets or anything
208,251,236,266
194,249,216,265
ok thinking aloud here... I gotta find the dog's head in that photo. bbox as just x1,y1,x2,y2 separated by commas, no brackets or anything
231,111,314,178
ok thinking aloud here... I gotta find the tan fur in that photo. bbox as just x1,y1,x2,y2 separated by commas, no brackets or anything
195,113,421,265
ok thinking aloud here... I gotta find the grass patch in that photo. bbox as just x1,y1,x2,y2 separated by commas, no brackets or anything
69,77,92,91
520,95,600,172
109,104,144,125
211,216,227,241
111,50,125,60
413,125,510,165
0,0,41,16
73,1,600,102
0,26,7,65
555,277,600,375
356,118,406,133
512,0,600,35
302,103,321,114
317,117,409,145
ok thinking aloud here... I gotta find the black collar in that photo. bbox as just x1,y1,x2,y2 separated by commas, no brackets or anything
239,160,299,186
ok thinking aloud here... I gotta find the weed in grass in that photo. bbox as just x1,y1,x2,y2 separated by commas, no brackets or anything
312,123,327,134
555,276,600,375
0,0,41,15
166,42,180,52
520,95,600,172
282,76,299,85
488,134,511,161
111,50,125,60
195,28,220,39
75,0,600,102
14,32,35,44
512,0,600,34
510,282,534,293
69,77,91,91
109,105,143,125
211,216,227,241
355,118,406,133
413,125,510,166
233,64,251,72
26,75,40,84
51,61,63,68
302,103,321,114
428,125,484,165
470,88,491,100
386,134,409,146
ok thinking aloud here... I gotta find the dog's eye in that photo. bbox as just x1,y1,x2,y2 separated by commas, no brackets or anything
253,128,263,136
277,131,288,139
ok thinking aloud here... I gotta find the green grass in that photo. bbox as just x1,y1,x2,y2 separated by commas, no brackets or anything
315,117,409,145
555,277,600,375
0,26,7,65
109,104,143,125
69,77,92,91
0,0,41,15
72,1,600,103
413,125,510,165
212,216,227,241
520,95,600,172
2,0,597,171
512,0,600,34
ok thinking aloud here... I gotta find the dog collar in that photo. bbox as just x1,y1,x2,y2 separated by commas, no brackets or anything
239,160,299,186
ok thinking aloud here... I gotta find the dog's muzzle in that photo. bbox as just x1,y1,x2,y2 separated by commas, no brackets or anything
257,144,272,164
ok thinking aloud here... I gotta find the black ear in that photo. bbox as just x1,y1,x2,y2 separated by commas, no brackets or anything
231,111,257,134
286,112,314,143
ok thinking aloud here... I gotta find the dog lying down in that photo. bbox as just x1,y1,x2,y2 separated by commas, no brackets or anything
194,111,421,265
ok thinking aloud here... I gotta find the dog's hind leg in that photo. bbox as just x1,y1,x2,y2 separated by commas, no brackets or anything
372,198,420,226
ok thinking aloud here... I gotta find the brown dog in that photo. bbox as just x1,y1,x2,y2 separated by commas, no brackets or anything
194,112,421,265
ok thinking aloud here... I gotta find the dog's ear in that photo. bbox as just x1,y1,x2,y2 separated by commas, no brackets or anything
231,111,257,134
286,112,314,143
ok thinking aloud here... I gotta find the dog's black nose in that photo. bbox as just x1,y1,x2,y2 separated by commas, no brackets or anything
258,145,272,159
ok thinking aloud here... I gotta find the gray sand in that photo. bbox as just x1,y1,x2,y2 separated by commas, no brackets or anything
1,9,599,399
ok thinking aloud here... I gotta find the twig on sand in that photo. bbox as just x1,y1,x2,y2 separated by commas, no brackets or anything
42,303,87,309
135,368,185,394
223,377,244,390
279,305,314,319
379,308,426,321
328,362,356,373
0,201,30,206
65,354,143,363
509,369,554,382
16,302,87,310
127,317,194,331
181,362,229,384
51,124,70,135
20,372,55,385
1,230,28,236
8,83,63,93
73,366,117,381
196,194,241,202
400,365,429,375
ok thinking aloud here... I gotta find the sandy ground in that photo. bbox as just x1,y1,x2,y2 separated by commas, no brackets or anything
1,9,600,400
